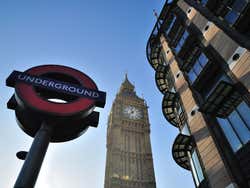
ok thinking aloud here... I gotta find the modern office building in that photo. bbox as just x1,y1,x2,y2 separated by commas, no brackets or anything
146,0,250,188
104,75,156,188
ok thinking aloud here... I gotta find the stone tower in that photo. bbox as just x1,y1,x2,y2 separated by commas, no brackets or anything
104,75,156,188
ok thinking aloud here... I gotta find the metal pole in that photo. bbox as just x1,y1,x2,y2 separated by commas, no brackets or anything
14,122,52,188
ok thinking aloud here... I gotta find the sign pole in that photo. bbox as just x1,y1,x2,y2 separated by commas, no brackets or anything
6,65,106,187
14,122,52,188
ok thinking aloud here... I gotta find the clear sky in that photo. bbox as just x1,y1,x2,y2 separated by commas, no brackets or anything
0,0,194,187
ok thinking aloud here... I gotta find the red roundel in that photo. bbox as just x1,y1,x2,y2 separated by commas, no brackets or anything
15,65,98,116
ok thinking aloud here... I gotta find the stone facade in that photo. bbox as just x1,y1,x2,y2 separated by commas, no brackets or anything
104,75,156,188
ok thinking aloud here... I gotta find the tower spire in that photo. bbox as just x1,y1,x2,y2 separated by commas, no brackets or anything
125,72,128,81
119,73,136,96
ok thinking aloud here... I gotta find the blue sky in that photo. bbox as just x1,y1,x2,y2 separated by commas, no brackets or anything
0,0,194,187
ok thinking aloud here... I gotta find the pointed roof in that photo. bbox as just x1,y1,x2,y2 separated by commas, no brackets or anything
123,73,134,88
119,74,135,94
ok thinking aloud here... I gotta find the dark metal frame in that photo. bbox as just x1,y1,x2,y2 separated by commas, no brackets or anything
172,133,195,170
199,81,242,118
177,36,202,72
146,0,180,67
155,65,175,94
162,92,186,128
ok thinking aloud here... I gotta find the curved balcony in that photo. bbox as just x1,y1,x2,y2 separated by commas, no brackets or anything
147,39,164,70
146,0,178,70
155,65,175,94
162,92,186,128
172,133,194,170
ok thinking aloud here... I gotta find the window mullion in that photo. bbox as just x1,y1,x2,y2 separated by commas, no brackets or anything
235,108,250,132
227,117,245,145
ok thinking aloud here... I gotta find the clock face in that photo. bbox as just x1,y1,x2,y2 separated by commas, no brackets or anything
123,105,143,120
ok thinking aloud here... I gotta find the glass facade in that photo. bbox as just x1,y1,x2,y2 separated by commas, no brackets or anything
188,53,209,83
217,102,250,152
175,30,189,54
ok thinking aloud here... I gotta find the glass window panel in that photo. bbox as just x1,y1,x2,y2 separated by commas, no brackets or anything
220,74,231,82
180,39,185,47
201,0,208,5
188,70,196,83
217,117,242,152
232,0,247,12
228,110,250,144
188,152,200,186
225,10,240,25
178,40,184,50
183,30,189,39
198,53,208,67
175,45,182,53
166,16,176,35
187,53,208,84
177,104,182,115
237,102,250,129
170,87,175,93
181,124,191,136
193,63,202,75
192,150,205,183
175,31,189,53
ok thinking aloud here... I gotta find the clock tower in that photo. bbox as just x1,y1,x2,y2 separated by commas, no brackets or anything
104,75,156,188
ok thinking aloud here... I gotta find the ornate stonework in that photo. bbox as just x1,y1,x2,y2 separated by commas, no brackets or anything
104,75,156,188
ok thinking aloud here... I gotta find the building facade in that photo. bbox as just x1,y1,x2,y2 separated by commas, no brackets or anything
146,0,250,188
104,75,156,188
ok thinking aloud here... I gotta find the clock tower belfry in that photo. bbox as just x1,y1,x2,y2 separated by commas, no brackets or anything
104,74,156,188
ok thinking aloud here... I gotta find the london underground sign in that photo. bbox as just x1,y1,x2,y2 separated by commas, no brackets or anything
6,65,106,187
7,70,106,108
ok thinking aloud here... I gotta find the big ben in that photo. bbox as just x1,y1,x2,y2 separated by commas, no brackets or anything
104,75,156,188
